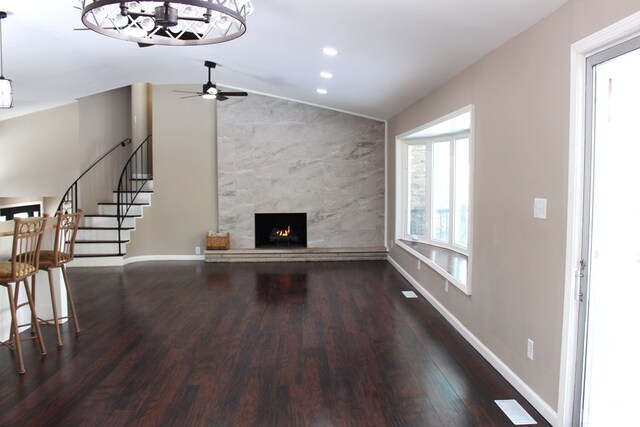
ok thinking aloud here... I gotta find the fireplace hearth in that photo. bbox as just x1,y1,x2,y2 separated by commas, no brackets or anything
255,213,307,249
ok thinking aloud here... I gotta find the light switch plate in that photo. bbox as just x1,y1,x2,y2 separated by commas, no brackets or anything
534,198,547,219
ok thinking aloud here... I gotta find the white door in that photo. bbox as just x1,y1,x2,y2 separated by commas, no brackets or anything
574,36,640,426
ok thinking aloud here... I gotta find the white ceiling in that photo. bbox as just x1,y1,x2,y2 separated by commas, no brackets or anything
0,0,568,121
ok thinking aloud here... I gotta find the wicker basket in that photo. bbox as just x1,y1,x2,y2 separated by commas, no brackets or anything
206,233,230,250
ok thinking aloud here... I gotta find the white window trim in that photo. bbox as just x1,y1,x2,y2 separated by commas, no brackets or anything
427,132,470,253
395,104,475,295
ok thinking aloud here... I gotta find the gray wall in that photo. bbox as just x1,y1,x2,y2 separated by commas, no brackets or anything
217,94,385,249
125,84,218,257
0,103,80,198
387,0,640,413
0,87,132,215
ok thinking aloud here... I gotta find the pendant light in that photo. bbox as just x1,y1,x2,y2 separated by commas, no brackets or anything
0,11,12,109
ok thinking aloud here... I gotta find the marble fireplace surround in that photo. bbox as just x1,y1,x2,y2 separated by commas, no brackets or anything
216,93,386,254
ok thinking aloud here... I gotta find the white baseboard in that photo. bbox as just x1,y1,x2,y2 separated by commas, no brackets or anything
69,256,124,267
123,255,205,265
387,255,559,426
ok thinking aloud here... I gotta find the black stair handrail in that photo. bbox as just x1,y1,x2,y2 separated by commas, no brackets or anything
57,137,132,214
116,135,152,255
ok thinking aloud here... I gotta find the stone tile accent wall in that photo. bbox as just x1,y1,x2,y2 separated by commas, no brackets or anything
218,94,385,249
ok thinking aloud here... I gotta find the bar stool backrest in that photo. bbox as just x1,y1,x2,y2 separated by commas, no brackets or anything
52,209,83,266
11,215,49,282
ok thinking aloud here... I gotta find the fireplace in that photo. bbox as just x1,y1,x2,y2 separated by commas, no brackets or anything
255,213,307,248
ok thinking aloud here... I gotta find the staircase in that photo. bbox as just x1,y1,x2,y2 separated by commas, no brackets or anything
59,136,153,267
72,179,153,266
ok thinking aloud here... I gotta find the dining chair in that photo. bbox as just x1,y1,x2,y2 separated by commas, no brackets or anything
0,215,48,374
33,209,83,348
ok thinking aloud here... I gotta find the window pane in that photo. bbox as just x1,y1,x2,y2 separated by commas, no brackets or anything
408,145,427,236
454,138,469,248
432,140,450,241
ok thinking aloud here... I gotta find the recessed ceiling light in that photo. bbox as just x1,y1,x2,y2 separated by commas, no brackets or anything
320,71,333,79
322,47,338,56
316,88,328,95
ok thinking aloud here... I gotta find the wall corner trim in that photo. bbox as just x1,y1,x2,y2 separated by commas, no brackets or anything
387,255,559,426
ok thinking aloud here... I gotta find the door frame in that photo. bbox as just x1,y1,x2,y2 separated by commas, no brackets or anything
559,11,640,426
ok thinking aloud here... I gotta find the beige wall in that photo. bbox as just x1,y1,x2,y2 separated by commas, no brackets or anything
387,0,640,415
77,87,132,214
126,85,218,256
0,103,79,198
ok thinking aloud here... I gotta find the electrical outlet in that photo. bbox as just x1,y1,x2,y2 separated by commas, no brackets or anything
445,280,449,293
527,339,534,360
195,246,201,255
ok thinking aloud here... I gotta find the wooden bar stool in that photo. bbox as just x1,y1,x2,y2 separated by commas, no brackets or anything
0,215,48,374
33,210,83,348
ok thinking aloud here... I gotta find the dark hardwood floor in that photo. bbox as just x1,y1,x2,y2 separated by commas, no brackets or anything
0,261,549,426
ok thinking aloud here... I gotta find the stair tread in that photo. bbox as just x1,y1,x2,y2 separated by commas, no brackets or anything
84,214,141,218
78,226,134,230
75,240,130,244
98,202,149,206
112,190,153,193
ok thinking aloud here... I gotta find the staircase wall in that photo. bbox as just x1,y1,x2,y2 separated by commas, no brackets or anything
125,84,218,257
77,87,132,215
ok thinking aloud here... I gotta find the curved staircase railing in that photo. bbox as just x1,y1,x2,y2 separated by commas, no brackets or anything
57,137,132,214
116,135,152,255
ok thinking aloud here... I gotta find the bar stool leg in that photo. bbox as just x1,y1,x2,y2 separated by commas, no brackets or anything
9,281,20,344
23,279,46,356
47,269,63,348
61,265,80,334
7,284,25,374
30,274,38,337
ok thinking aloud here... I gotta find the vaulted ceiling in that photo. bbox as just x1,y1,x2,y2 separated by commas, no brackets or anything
0,0,568,121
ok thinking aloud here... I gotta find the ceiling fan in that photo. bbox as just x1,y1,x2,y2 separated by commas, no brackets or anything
174,61,248,101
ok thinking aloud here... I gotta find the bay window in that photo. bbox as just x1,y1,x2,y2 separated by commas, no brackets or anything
396,105,474,293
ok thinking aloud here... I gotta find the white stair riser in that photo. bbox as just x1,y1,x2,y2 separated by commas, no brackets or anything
125,180,154,191
98,204,144,216
83,216,136,228
74,242,128,255
112,192,151,204
77,228,131,241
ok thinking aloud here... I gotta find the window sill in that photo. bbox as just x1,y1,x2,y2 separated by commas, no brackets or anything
396,239,470,295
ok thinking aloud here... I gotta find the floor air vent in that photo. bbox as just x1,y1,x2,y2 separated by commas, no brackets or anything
402,291,418,298
495,400,537,425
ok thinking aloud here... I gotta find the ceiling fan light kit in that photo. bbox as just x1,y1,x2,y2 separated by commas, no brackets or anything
0,11,13,109
173,60,248,101
81,0,253,46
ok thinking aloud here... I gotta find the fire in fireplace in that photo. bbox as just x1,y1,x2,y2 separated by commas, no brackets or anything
255,213,307,248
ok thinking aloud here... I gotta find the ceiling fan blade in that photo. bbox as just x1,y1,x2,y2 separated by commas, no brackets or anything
180,95,202,99
216,95,229,101
218,91,248,97
138,42,154,48
173,90,203,95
